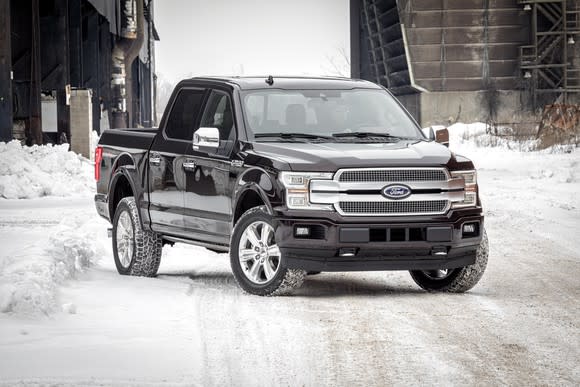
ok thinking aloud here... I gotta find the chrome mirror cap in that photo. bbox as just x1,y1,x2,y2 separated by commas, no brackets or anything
421,127,435,141
193,127,220,149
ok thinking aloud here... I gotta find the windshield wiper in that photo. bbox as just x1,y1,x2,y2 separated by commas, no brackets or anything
332,132,398,138
255,132,335,141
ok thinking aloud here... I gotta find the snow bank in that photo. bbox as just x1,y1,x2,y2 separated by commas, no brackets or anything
0,141,94,199
445,122,579,188
446,122,576,153
0,218,104,315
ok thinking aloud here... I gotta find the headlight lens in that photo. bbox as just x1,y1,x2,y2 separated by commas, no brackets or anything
279,172,334,210
451,170,478,208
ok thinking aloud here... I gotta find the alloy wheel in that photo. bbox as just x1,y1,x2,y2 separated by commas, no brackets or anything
238,221,281,284
116,210,134,268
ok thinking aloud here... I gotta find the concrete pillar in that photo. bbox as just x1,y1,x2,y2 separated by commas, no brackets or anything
69,89,92,159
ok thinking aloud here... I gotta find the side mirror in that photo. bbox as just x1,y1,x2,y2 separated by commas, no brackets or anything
422,127,435,141
193,127,220,150
423,126,449,147
434,128,449,147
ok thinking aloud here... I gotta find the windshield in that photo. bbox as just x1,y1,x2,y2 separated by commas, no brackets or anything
241,88,422,141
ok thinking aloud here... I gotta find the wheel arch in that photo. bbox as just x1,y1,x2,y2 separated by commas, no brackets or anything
233,186,273,226
232,167,281,226
109,171,134,219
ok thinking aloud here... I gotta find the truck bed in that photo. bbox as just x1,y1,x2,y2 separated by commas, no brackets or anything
98,128,158,150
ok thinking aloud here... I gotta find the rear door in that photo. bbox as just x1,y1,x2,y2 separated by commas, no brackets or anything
147,87,207,235
181,89,237,245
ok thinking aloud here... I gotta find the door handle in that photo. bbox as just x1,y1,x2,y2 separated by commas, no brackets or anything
149,156,161,166
183,161,196,170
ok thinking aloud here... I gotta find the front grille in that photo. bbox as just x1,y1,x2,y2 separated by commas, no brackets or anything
338,200,448,215
338,169,447,182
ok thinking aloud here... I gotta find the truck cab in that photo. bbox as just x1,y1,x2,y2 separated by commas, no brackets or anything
95,76,488,296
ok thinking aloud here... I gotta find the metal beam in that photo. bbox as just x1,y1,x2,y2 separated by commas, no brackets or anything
350,0,360,78
0,0,13,142
29,0,42,145
56,0,70,143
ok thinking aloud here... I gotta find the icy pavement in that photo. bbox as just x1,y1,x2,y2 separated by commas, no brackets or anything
0,133,579,386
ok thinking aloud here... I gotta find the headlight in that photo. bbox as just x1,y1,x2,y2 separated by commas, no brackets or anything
451,170,478,208
279,172,334,210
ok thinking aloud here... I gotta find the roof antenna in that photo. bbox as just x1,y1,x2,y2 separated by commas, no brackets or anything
265,75,274,86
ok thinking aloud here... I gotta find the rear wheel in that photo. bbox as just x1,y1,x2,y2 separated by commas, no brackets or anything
230,206,306,296
112,197,162,277
410,229,489,292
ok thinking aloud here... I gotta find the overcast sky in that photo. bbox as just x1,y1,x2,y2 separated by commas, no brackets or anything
154,0,350,83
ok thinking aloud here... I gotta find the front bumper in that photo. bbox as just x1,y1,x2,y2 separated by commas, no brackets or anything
274,210,483,272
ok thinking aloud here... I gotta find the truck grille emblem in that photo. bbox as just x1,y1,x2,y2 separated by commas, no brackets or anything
382,184,412,200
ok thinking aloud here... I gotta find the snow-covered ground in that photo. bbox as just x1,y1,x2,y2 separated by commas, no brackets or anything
0,126,579,386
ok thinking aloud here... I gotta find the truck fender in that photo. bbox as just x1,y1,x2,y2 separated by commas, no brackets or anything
232,168,281,224
108,166,148,230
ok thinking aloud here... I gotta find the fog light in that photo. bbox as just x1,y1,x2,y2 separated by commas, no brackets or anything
295,226,311,237
463,224,476,233
288,195,306,207
462,222,479,238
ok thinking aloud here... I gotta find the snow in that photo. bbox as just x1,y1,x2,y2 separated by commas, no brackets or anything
0,125,579,386
0,200,104,315
0,141,94,199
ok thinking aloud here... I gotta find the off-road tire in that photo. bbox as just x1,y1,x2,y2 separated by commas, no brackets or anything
410,229,489,293
230,206,306,296
112,196,162,277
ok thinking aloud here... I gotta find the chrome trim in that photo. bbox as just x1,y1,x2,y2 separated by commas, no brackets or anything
309,167,463,217
337,200,451,217
337,167,449,182
163,236,229,252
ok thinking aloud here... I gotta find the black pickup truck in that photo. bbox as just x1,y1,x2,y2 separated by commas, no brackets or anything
94,76,488,296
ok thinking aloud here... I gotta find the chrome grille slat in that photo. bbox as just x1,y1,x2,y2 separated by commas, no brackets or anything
325,168,452,216
338,169,447,182
339,200,448,215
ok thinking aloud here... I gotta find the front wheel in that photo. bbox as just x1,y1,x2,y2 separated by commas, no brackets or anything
230,206,306,296
410,229,489,293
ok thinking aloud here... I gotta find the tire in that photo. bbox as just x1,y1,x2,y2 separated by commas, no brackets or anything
112,196,162,277
230,206,306,296
410,229,489,293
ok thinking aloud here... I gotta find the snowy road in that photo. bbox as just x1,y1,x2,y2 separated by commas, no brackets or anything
1,141,579,385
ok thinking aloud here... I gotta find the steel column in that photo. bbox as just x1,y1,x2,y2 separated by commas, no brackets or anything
0,0,13,142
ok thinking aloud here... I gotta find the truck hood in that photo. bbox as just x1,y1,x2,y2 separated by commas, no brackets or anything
248,140,472,171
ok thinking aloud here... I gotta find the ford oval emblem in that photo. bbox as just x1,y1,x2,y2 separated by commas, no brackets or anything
382,184,412,200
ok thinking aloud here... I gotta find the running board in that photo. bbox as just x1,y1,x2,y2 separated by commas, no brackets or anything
162,235,230,252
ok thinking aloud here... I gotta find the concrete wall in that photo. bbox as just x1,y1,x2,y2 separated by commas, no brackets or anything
399,0,529,92
70,89,92,159
419,90,533,127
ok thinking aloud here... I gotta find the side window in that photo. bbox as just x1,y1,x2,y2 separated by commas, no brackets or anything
165,89,205,141
200,91,235,155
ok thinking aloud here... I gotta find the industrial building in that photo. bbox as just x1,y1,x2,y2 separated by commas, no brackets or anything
351,0,580,127
0,0,158,151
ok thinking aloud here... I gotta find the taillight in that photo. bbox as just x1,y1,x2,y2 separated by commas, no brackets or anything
94,146,103,181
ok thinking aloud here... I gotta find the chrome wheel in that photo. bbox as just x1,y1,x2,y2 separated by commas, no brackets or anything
238,221,281,285
422,269,454,280
116,210,134,268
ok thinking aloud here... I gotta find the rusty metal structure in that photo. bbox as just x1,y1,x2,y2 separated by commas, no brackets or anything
0,0,159,144
520,0,580,106
350,0,580,126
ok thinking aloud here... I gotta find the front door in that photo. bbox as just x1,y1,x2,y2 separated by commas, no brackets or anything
181,90,236,245
148,87,207,236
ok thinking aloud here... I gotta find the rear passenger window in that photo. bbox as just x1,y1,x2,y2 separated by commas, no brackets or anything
165,89,205,141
